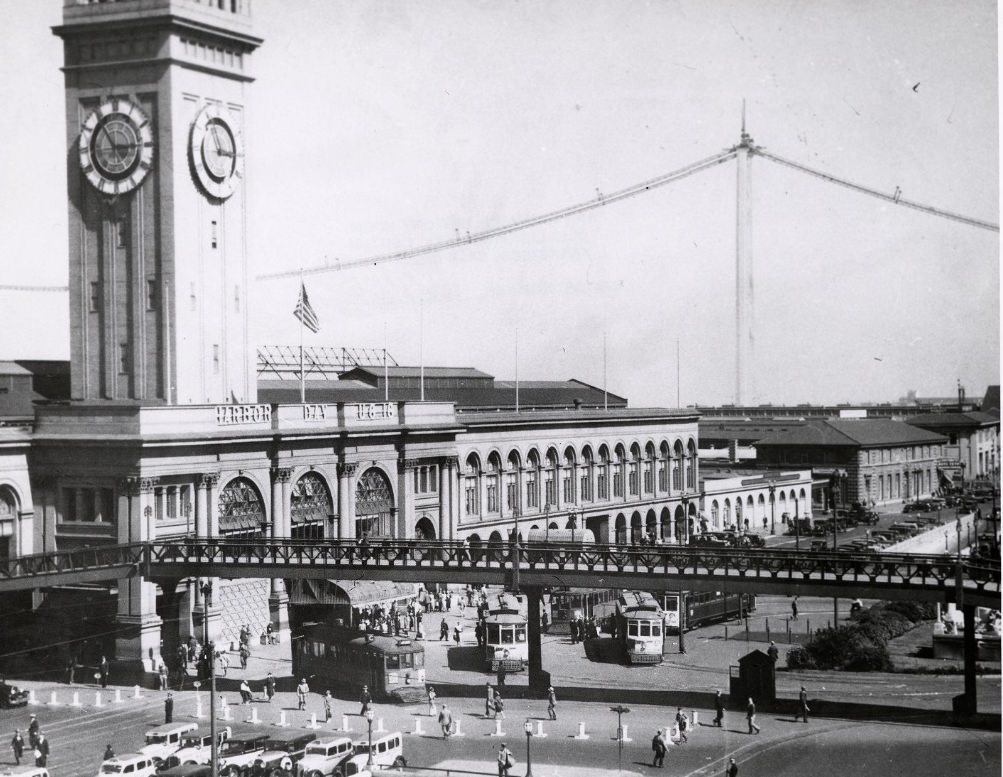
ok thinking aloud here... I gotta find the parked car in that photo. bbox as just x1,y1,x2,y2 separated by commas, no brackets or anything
216,733,270,777
0,766,50,777
162,727,232,768
338,732,406,776
96,754,158,777
902,501,929,513
249,731,317,777
154,765,211,777
297,736,355,777
139,722,199,765
0,680,29,708
735,534,766,548
689,534,729,548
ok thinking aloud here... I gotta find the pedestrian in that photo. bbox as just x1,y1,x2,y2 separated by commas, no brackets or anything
453,624,462,646
296,678,310,710
157,662,168,690
323,691,332,722
27,715,39,748
427,686,437,716
497,661,507,687
65,658,76,685
103,744,115,761
651,728,667,768
219,653,229,677
474,621,483,647
767,641,779,663
10,730,24,765
439,619,449,641
438,703,453,739
34,733,48,767
266,623,274,645
99,655,109,687
726,757,739,777
791,597,799,620
264,672,275,703
714,690,725,727
239,679,252,704
675,708,689,743
497,742,514,776
547,686,557,720
485,683,493,717
360,684,372,716
164,692,174,723
493,691,505,720
239,644,249,670
796,685,810,723
746,698,760,734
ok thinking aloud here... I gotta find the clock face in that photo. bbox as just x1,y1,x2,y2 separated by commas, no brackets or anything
78,98,154,195
190,104,244,200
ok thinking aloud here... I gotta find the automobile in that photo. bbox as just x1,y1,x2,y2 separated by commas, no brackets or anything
889,523,919,537
0,680,29,709
139,721,199,765
870,530,897,543
734,534,765,548
852,509,880,525
154,765,211,777
96,754,158,777
249,731,317,777
162,727,233,768
926,497,947,510
960,497,979,511
902,501,929,514
297,736,355,777
689,534,729,548
338,732,406,776
216,733,270,777
0,766,50,777
809,540,830,552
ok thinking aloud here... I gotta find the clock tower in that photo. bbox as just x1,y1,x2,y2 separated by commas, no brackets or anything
54,0,262,405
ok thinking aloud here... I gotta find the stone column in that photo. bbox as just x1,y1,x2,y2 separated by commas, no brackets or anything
438,461,449,540
114,477,163,680
399,459,417,539
338,463,358,541
269,468,292,643
193,473,221,643
281,471,293,537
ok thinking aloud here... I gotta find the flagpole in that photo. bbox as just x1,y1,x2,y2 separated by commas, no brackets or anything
299,271,305,404
603,330,608,412
384,321,389,402
419,298,425,402
515,328,519,413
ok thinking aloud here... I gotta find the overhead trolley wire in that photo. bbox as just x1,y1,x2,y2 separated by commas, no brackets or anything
757,149,1000,233
256,150,738,280
0,284,69,292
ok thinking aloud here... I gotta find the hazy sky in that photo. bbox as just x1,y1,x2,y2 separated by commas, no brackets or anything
0,0,998,407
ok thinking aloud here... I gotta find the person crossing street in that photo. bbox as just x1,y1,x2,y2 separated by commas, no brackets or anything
714,690,725,727
746,698,760,734
547,686,557,720
796,685,810,722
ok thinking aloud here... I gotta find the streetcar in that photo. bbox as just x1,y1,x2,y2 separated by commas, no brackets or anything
292,622,427,703
483,592,528,671
657,591,755,634
525,528,595,563
547,587,619,633
614,591,664,664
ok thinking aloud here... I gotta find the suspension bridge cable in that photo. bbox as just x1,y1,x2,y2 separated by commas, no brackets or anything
0,284,68,292
757,150,999,233
256,150,738,281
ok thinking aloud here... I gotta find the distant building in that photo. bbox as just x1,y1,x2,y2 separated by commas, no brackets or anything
754,418,948,507
905,412,1000,483
699,466,813,533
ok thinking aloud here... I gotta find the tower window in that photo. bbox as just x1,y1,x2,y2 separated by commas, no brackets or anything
210,220,218,249
146,279,158,311
119,343,130,374
213,345,220,374
116,220,129,249
89,282,101,313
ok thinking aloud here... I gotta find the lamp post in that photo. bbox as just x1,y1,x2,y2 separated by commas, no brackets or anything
956,515,963,558
200,581,217,777
768,482,776,535
610,705,630,773
144,505,153,539
793,493,800,551
542,503,549,542
183,501,192,538
365,708,374,768
681,495,690,546
523,718,534,777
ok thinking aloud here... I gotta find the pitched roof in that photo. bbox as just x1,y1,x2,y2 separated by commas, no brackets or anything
906,411,1000,431
982,385,1000,414
755,418,947,448
341,366,494,380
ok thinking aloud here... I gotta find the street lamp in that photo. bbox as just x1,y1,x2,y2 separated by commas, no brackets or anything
793,493,800,551
523,719,534,777
610,705,630,773
183,500,192,538
680,495,690,546
200,581,218,777
542,503,549,542
365,708,375,768
768,482,776,535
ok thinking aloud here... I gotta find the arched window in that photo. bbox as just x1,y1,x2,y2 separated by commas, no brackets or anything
686,439,697,490
218,477,265,538
643,442,656,495
486,453,502,514
597,446,610,501
580,446,594,502
672,441,684,491
658,442,670,493
355,467,394,538
464,453,481,517
563,446,577,505
291,471,332,540
613,445,626,499
628,443,642,497
525,450,541,510
506,450,522,513
711,500,719,527
544,448,559,508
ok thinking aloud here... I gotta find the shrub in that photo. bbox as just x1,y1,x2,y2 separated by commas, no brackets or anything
785,645,815,670
796,625,892,671
883,601,937,622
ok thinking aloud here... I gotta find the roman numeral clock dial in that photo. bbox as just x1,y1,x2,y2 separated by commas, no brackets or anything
78,98,154,196
189,104,244,200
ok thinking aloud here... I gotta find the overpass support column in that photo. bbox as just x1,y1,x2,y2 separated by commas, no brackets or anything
957,604,978,715
524,586,550,694
192,473,221,645
449,457,460,541
269,468,292,644
114,477,164,681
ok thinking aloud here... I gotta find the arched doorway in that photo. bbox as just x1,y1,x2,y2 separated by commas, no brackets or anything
291,471,332,540
415,516,436,540
645,509,657,541
615,513,627,545
355,467,395,538
630,511,643,544
0,486,19,560
660,507,672,540
218,477,266,538
674,504,686,541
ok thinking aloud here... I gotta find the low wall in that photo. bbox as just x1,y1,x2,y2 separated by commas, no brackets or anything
882,511,977,555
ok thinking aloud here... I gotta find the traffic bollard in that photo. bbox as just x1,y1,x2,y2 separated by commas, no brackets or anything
277,710,289,727
247,707,260,724
573,722,589,740
375,717,386,733
491,719,505,737
28,689,38,705
308,713,320,729
114,689,123,703
341,714,352,732
452,718,464,737
413,717,424,736
691,711,698,726
195,698,204,719
71,691,81,707
429,703,437,718
48,691,58,706
133,685,142,699
619,724,632,742
95,691,103,707
535,720,547,738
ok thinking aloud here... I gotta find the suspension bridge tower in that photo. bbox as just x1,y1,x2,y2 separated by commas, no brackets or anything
733,111,759,405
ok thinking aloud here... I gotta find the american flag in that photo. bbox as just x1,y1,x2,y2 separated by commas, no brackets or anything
293,282,320,333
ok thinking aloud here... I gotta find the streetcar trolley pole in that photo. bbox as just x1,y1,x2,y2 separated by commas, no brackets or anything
610,705,630,773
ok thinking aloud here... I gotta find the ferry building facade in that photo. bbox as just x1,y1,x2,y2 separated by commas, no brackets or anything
0,0,704,679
